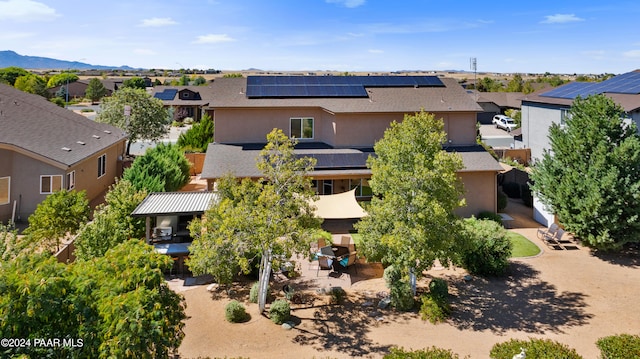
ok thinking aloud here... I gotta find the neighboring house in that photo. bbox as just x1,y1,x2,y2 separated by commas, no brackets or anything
200,75,503,218
521,69,640,225
471,91,523,124
151,86,212,121
0,84,127,224
48,79,116,100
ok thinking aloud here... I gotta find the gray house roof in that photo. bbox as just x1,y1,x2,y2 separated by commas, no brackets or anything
131,191,218,216
0,84,126,168
207,76,483,113
150,86,212,106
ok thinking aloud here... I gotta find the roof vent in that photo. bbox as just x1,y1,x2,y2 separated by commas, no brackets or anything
61,147,71,152
93,135,101,139
76,141,86,145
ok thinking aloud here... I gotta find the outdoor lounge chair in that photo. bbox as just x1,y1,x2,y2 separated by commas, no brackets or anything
542,227,566,249
537,223,559,240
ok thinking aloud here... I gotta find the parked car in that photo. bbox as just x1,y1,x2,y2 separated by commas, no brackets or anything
492,115,517,132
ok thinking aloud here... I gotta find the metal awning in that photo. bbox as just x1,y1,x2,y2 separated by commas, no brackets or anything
131,191,218,217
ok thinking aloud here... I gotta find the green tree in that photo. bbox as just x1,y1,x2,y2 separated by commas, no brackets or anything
74,179,147,260
14,73,48,97
123,143,191,192
188,129,322,312
122,76,147,89
85,77,107,103
96,87,170,155
46,72,79,88
193,76,207,85
0,66,29,86
177,113,214,152
24,190,90,252
355,111,466,306
506,73,523,92
531,94,640,250
178,75,190,85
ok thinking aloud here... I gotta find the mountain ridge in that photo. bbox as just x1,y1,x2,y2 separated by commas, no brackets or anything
0,50,136,70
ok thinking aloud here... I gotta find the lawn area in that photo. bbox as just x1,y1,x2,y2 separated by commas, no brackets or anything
508,231,541,257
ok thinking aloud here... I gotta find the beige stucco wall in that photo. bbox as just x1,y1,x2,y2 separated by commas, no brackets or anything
456,171,497,218
0,140,125,223
212,108,478,147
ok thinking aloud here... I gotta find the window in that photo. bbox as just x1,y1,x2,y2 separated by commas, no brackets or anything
349,178,372,197
98,154,106,178
40,175,63,194
323,180,333,195
290,117,314,139
66,171,76,190
560,108,571,127
0,177,9,205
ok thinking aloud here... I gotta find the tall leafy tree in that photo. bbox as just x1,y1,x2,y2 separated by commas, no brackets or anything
0,66,29,86
177,113,214,152
24,189,90,252
531,94,640,250
13,74,48,97
85,77,107,103
96,87,170,155
188,129,322,312
355,111,466,306
122,76,147,89
46,72,79,88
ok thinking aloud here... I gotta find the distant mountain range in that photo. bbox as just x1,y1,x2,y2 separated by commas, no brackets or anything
0,50,135,70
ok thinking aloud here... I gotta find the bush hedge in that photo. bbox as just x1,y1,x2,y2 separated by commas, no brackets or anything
458,218,512,276
383,265,415,311
269,299,290,325
596,334,640,359
225,300,248,323
384,346,463,359
490,338,582,359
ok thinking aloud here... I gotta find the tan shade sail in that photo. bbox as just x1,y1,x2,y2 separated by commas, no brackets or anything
310,189,367,219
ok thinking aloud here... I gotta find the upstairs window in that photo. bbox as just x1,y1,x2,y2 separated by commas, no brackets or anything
98,154,106,178
290,117,314,139
41,175,63,194
560,108,571,127
66,171,76,190
0,177,9,205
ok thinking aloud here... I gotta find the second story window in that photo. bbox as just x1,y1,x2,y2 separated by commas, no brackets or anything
290,117,314,139
66,171,76,190
41,175,63,194
98,154,106,178
560,108,571,127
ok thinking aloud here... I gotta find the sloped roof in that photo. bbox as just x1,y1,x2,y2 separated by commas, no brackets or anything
131,191,218,216
474,91,523,109
150,85,212,106
0,84,126,168
207,76,482,113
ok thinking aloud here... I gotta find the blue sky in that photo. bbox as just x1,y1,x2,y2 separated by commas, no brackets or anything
1,0,639,74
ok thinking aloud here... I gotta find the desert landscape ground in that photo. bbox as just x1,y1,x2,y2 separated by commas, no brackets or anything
171,201,640,359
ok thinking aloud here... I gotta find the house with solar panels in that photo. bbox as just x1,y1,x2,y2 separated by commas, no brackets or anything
199,75,503,218
0,84,127,224
521,69,640,225
151,86,212,121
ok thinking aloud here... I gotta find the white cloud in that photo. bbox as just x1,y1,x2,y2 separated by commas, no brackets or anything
326,0,365,8
623,50,640,58
541,14,584,24
368,49,384,54
0,0,59,22
193,34,235,44
139,17,178,27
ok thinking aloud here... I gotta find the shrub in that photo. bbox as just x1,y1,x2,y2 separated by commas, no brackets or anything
596,334,640,359
502,182,521,198
269,299,290,325
177,113,214,152
122,142,191,192
384,346,462,359
249,282,260,303
329,287,346,304
225,300,248,323
458,218,512,276
428,278,449,302
477,211,503,225
419,294,449,324
490,338,582,359
383,265,415,311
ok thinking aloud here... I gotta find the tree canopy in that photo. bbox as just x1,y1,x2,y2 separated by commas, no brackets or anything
14,74,48,97
188,129,322,311
23,189,90,252
96,87,170,155
531,94,640,250
355,111,466,295
46,72,79,88
122,76,147,89
85,77,107,103
177,113,214,152
122,142,191,192
0,66,29,86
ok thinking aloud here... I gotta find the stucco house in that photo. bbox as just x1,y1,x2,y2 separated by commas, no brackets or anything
521,69,640,225
151,86,212,121
200,75,503,218
0,84,127,224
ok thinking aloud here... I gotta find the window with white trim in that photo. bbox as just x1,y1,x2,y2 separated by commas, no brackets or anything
560,108,571,127
66,171,76,190
0,177,9,205
40,175,63,194
290,117,314,139
98,154,106,178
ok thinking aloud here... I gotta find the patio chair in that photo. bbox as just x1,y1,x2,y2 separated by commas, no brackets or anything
335,250,358,274
316,256,333,276
537,223,559,239
543,228,566,249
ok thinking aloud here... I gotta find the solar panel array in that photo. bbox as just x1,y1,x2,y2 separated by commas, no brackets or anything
246,75,444,98
154,89,178,101
541,71,640,99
